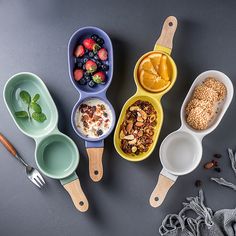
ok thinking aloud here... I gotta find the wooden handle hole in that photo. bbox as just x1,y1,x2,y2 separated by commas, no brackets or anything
168,22,173,27
94,170,99,175
79,201,84,206
154,196,159,201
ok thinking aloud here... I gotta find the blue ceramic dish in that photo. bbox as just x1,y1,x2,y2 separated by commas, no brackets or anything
68,26,116,182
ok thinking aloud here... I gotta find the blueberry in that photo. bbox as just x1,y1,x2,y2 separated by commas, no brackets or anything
78,78,86,85
91,34,99,41
94,55,99,60
88,80,96,87
85,75,91,82
97,129,103,136
85,49,89,54
88,52,94,58
77,62,83,68
82,64,86,70
83,57,88,63
96,60,102,68
75,57,81,63
101,64,109,71
96,37,104,46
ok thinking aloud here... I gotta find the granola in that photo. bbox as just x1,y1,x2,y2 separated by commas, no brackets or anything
75,98,112,138
119,100,157,155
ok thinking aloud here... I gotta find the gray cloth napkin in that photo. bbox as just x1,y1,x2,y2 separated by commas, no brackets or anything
159,149,236,236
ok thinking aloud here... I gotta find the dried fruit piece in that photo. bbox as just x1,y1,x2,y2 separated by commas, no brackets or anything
195,180,202,188
214,153,222,158
214,167,221,173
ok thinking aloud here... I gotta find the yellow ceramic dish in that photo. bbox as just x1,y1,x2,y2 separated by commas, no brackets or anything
114,16,178,161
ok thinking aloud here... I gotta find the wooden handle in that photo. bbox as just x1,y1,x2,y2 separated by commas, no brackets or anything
86,147,104,182
63,178,89,212
149,174,175,208
155,16,178,51
0,133,17,156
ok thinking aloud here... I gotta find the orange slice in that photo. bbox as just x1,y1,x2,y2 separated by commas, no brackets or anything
149,53,162,71
138,57,157,75
139,70,171,92
158,55,170,81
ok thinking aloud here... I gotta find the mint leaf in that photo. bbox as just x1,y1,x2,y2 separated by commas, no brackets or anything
32,112,47,122
30,102,42,113
32,94,40,102
20,90,31,104
15,111,28,118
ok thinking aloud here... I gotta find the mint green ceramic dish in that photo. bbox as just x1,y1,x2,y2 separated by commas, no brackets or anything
3,72,89,212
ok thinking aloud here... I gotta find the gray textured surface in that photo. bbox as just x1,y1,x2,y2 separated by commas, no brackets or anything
0,0,236,235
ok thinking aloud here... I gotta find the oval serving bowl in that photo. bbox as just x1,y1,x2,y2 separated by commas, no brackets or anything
114,16,178,162
3,72,89,212
68,26,116,182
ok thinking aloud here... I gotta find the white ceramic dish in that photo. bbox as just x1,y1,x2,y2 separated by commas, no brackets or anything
149,70,234,208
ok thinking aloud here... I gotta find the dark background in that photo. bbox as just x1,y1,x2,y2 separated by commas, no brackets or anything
0,0,236,235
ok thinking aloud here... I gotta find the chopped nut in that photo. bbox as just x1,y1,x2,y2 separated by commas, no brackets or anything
131,146,137,153
124,134,135,140
135,122,144,127
137,116,144,122
128,138,137,145
137,130,143,137
126,123,133,134
119,130,125,139
129,106,140,111
140,110,147,120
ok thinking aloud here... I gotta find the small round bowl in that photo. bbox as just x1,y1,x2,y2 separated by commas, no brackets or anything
71,96,116,143
35,133,79,179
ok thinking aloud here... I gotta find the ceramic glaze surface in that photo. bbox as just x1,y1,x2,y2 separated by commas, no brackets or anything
36,134,79,179
4,73,58,138
161,132,201,174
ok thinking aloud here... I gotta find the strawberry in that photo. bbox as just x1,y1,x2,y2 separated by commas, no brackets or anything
85,60,97,73
92,71,106,84
74,45,85,57
74,69,83,81
97,48,108,61
83,38,100,52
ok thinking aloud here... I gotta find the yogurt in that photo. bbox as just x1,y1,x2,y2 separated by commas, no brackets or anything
75,98,112,138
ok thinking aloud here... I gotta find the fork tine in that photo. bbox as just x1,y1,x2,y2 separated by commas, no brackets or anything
37,172,45,184
31,177,41,188
34,175,44,186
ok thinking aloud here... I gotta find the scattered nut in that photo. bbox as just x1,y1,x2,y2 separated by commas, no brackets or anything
204,161,214,169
